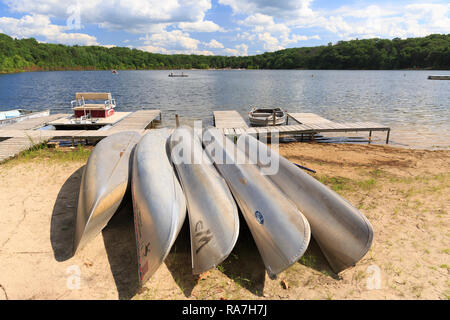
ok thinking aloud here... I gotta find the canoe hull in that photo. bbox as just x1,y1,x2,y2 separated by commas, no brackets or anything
74,131,141,253
202,128,311,278
170,126,239,274
238,134,373,273
132,129,187,284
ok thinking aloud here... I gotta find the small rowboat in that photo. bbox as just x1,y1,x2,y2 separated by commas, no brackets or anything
168,72,188,77
248,107,287,126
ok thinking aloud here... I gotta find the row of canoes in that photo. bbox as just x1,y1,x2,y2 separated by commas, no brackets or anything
73,126,373,285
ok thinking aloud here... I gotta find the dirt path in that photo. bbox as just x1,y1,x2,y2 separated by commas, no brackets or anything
0,143,448,300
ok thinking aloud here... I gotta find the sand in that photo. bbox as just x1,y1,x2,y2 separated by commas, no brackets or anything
0,143,448,300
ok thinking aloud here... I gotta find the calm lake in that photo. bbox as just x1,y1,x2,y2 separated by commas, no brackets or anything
0,70,449,149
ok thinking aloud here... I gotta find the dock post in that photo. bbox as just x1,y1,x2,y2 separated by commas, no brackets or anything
386,129,390,144
175,114,180,128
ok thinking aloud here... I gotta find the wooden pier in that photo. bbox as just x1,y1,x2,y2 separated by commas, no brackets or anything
0,108,390,163
48,112,131,129
0,110,161,163
213,110,391,143
428,75,450,80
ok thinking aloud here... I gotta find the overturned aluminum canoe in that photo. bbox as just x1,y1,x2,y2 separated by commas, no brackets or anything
202,127,311,278
132,129,187,285
74,131,141,254
170,126,239,274
237,134,373,273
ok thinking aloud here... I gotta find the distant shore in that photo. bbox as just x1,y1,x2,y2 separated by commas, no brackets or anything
2,67,449,75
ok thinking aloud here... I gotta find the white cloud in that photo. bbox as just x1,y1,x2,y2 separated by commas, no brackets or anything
5,0,215,34
138,29,214,55
205,39,224,48
140,30,199,51
239,13,319,52
224,43,248,56
0,14,98,45
291,3,450,39
178,20,224,33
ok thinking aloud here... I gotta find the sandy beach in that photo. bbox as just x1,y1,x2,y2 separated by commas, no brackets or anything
0,142,448,300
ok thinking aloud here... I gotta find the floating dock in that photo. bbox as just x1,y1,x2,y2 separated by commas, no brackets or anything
48,112,131,129
213,110,391,143
0,108,390,163
428,75,450,80
0,110,161,163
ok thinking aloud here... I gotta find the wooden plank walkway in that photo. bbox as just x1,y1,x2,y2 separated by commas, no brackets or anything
108,110,161,132
288,113,334,125
0,136,50,162
213,110,248,129
214,111,391,144
48,112,131,127
0,110,162,163
2,113,67,130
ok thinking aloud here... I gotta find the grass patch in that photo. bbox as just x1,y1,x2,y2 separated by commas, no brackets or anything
299,253,316,269
7,143,91,164
317,175,378,193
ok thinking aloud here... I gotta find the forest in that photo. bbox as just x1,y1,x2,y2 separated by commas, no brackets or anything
0,33,449,73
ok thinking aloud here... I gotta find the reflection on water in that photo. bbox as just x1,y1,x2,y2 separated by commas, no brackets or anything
0,70,448,149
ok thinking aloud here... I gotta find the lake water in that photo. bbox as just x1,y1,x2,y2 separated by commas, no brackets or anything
0,70,449,149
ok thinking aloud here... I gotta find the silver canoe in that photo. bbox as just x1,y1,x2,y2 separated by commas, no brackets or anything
202,127,311,278
74,131,141,253
170,126,239,274
237,134,373,273
132,129,187,285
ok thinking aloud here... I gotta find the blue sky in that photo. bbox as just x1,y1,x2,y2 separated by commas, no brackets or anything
0,0,449,56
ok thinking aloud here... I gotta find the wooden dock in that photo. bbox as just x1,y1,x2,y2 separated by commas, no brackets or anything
213,111,248,129
0,109,162,163
4,113,67,130
0,108,390,163
48,112,131,128
428,75,450,80
213,110,391,144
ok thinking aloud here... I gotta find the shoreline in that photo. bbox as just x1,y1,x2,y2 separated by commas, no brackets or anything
0,142,448,300
2,68,449,75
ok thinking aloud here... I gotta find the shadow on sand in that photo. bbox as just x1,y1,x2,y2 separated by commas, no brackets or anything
219,214,266,296
102,196,140,300
165,211,266,298
50,166,140,299
50,166,84,262
298,237,340,280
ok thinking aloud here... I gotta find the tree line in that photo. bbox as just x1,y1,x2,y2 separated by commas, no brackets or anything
0,33,448,73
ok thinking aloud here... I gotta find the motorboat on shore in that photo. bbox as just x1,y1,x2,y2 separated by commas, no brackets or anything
248,107,287,126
